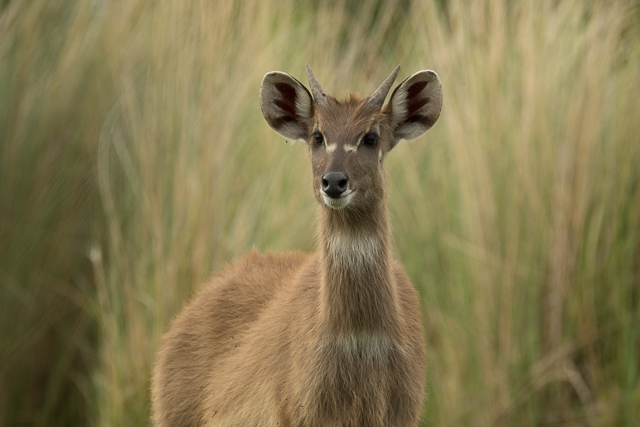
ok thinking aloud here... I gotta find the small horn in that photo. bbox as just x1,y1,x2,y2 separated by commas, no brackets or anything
305,64,328,106
367,65,400,108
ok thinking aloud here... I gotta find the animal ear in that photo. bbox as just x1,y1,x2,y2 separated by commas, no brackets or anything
260,71,314,142
385,70,443,146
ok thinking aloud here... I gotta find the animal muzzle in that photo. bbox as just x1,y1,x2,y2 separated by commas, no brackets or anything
321,172,349,199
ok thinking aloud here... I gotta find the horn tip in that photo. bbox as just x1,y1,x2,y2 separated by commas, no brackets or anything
366,65,402,107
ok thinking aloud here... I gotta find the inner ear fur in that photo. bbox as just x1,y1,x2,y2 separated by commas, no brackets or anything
385,70,443,145
260,72,314,142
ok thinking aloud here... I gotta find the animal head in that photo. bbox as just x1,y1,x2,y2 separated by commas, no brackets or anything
260,65,443,212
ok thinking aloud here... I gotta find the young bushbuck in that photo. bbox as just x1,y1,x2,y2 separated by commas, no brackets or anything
152,65,443,426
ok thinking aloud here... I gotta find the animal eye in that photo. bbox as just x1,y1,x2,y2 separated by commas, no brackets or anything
314,132,324,145
363,133,377,147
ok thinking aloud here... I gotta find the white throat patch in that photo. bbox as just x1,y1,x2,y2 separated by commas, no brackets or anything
327,232,381,269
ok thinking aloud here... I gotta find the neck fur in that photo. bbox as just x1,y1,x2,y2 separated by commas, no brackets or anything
318,201,400,336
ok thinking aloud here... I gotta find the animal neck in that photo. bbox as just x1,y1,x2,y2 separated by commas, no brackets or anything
318,199,401,336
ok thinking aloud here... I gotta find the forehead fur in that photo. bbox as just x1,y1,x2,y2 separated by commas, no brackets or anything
316,95,386,134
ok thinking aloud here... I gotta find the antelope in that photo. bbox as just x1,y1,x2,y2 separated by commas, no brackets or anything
152,65,443,426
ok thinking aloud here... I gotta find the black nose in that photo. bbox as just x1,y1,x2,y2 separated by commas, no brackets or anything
322,172,348,198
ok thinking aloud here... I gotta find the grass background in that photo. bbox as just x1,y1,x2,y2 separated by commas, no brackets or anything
1,0,639,425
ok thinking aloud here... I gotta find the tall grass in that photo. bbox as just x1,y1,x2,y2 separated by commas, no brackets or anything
0,0,638,425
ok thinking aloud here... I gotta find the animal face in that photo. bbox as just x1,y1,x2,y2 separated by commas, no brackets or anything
260,66,443,212
307,98,390,211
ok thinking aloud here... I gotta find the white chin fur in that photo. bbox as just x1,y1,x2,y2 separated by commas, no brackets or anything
322,191,355,210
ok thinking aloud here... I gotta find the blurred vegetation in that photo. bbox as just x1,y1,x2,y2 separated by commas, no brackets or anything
1,0,639,425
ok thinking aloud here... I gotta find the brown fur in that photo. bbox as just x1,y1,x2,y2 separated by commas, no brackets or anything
152,67,443,426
